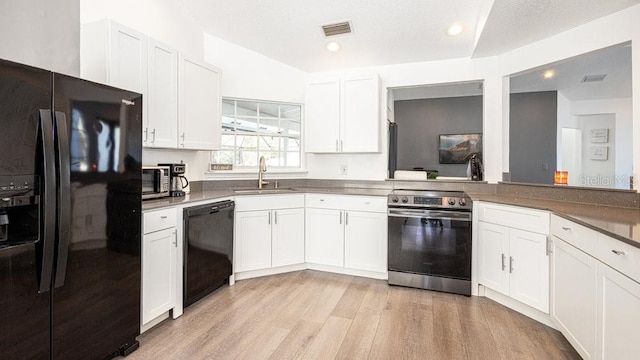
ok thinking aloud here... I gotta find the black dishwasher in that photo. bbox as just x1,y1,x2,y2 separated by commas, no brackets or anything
183,200,234,307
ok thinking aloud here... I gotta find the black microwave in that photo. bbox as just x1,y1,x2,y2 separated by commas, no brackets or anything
142,166,170,200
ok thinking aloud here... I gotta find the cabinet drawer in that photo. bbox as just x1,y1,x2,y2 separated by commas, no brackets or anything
234,194,304,211
306,193,386,212
550,214,598,257
143,208,177,234
597,234,640,283
477,202,549,235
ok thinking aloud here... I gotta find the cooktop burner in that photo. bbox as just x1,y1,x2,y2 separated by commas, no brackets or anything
387,190,472,210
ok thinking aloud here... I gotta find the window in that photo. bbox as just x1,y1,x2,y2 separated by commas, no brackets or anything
211,98,302,168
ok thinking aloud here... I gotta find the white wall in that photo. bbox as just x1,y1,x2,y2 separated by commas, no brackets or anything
556,92,573,170
80,0,203,60
0,0,80,75
203,34,306,104
572,98,633,188
305,4,640,183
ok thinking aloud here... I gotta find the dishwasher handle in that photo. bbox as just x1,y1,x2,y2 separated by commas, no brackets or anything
185,200,235,217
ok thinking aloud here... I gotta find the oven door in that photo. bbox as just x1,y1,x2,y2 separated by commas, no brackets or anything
388,208,471,281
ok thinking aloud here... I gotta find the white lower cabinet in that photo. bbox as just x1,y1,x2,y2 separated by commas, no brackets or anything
234,195,305,274
477,202,550,313
551,214,640,359
305,208,344,266
235,210,272,272
596,261,640,360
142,208,177,326
344,211,387,272
551,236,597,359
305,194,387,274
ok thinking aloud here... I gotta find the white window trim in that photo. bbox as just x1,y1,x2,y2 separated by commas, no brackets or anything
212,97,304,171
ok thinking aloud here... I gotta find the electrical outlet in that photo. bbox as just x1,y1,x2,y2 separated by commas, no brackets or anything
338,164,348,175
542,163,549,170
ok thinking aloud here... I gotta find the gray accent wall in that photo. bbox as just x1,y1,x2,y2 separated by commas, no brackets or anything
394,96,483,177
509,91,557,184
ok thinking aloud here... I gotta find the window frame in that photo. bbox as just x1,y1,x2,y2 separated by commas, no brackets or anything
211,97,303,170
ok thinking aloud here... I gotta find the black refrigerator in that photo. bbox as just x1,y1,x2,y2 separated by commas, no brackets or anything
0,59,142,359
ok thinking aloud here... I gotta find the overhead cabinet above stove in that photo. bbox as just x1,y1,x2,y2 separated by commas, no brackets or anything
305,73,380,153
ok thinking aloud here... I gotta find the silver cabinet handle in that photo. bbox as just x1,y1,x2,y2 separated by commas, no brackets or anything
173,230,177,247
612,249,626,256
336,140,339,152
274,211,278,225
339,211,342,224
546,235,551,255
345,212,348,225
144,127,148,143
180,132,185,147
160,215,168,219
340,140,343,152
268,211,271,225
151,128,156,143
562,226,571,231
509,256,514,273
502,254,506,271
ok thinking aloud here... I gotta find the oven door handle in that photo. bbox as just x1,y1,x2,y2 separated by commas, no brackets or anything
388,209,472,222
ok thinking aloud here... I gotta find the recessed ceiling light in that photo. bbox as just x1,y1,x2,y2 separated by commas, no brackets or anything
543,70,555,79
326,41,341,52
447,23,464,36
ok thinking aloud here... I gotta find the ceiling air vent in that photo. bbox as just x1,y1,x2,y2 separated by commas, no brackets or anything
582,74,607,83
322,21,352,37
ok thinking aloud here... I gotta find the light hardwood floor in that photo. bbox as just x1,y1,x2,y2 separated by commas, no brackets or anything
128,270,580,360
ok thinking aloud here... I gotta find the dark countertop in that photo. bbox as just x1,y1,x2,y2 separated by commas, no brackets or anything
468,193,640,249
143,187,640,250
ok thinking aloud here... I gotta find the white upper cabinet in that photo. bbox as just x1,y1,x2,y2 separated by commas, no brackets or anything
305,73,380,153
340,74,380,152
178,56,222,150
305,77,340,153
146,39,178,148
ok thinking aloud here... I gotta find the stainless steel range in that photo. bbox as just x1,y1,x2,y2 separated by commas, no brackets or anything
387,190,472,296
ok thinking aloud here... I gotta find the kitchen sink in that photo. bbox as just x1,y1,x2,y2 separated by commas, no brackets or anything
233,188,297,194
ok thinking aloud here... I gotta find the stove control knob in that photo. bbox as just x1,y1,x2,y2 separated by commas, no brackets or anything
391,196,399,203
401,196,409,203
459,198,467,206
448,198,456,206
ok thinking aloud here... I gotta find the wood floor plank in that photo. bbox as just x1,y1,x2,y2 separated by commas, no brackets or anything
301,316,352,360
268,320,324,360
335,311,381,360
331,276,370,319
124,271,581,360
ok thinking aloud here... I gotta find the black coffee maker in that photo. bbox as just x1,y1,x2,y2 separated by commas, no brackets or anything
158,163,189,197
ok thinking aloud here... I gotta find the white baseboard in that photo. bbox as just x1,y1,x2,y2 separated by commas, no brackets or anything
306,263,388,280
235,263,307,281
140,311,169,334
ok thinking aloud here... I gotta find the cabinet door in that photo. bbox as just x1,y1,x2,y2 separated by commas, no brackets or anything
272,208,305,267
142,227,176,324
305,78,340,153
509,229,550,313
344,211,387,272
341,73,380,153
178,56,221,150
477,221,510,295
596,262,640,360
551,237,597,360
305,208,344,267
235,210,272,272
146,39,178,148
108,22,147,94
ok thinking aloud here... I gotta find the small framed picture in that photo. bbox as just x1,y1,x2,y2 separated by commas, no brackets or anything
590,146,608,160
590,129,608,143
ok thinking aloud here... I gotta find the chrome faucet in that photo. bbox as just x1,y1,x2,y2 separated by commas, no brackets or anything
258,155,269,189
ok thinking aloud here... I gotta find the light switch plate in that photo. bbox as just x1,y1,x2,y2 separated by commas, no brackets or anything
338,164,348,175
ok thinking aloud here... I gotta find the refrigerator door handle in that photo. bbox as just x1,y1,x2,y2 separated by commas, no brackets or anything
38,109,56,293
53,111,71,288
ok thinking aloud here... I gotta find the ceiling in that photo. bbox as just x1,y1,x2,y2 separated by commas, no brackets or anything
177,0,639,72
510,44,632,101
